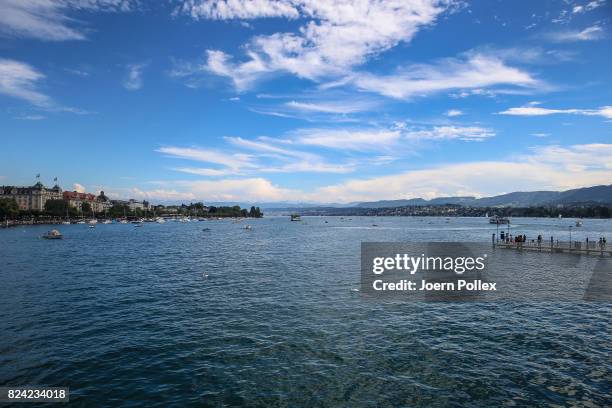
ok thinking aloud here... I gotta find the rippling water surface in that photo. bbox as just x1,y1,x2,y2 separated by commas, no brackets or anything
1,217,610,407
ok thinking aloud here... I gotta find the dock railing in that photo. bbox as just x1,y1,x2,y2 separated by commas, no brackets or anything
492,234,611,256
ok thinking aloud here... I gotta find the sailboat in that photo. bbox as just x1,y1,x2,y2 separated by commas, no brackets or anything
88,204,97,224
62,204,71,225
119,206,128,223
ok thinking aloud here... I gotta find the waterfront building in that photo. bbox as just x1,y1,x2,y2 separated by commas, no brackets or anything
96,191,113,212
128,199,148,211
0,182,62,211
63,191,98,213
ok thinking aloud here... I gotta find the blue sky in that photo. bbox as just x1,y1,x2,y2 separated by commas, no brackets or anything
0,0,611,203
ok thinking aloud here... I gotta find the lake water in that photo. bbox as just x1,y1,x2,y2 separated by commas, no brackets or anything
0,217,610,406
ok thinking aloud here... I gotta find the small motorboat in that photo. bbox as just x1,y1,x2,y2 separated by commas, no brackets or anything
42,229,63,239
575,220,583,227
243,225,252,230
89,225,96,229
489,215,510,225
290,214,301,221
102,220,112,224
202,228,211,232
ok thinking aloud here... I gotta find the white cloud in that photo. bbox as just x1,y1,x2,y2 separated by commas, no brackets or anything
140,143,612,203
304,143,612,202
289,128,401,151
15,114,46,120
545,25,605,42
531,133,550,138
157,146,258,170
499,104,612,119
0,58,53,107
405,126,495,142
171,167,239,176
446,109,463,117
73,183,86,193
285,99,375,114
0,0,137,41
572,1,606,14
0,58,88,113
179,0,300,20
179,0,456,89
64,68,90,77
122,62,147,91
158,140,354,176
346,53,539,99
226,136,310,158
129,178,297,202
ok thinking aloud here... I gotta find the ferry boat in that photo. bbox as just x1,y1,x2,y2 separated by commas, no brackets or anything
42,229,63,239
489,215,510,225
290,214,301,221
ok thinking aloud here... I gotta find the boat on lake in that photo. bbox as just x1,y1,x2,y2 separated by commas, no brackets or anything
489,215,510,224
42,229,63,239
575,220,583,227
290,214,301,221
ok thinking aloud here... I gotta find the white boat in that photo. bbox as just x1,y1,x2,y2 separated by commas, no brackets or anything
76,220,86,224
89,225,96,229
290,214,301,221
180,218,190,223
62,221,71,225
119,219,128,224
42,229,63,239
575,220,583,227
489,215,510,225
102,220,112,224
156,218,166,224
88,219,98,225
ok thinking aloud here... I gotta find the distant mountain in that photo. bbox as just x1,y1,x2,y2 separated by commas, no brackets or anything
354,198,429,208
556,184,612,204
474,191,560,207
354,184,612,208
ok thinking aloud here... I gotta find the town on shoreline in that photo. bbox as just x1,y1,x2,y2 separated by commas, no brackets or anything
0,180,262,227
